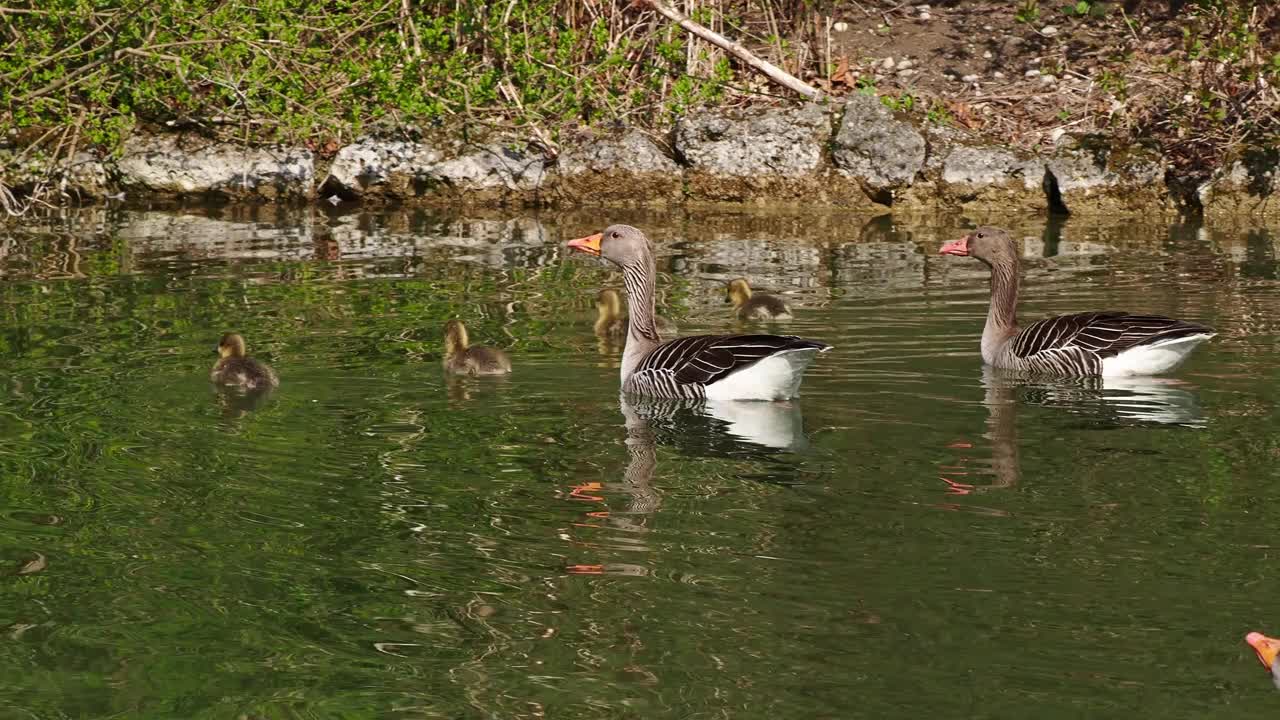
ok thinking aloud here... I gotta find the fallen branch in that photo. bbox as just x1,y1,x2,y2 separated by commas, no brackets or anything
634,0,824,102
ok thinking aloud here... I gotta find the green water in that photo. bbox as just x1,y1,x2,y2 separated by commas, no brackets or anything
0,207,1278,718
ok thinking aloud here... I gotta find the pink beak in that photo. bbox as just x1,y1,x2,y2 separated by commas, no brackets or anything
566,232,603,256
940,235,971,256
1247,631,1280,671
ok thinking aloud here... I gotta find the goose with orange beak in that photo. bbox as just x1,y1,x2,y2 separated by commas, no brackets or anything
567,225,830,400
1246,632,1280,688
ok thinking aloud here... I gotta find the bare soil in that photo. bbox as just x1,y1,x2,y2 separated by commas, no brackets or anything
779,0,1277,174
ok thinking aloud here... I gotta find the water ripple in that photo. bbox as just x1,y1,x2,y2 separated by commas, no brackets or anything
0,209,1276,715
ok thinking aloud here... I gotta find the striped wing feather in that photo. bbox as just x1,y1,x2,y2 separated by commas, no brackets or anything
637,334,828,387
1012,312,1212,359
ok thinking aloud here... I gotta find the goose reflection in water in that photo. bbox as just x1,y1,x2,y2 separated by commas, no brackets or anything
564,399,660,578
940,367,1207,500
565,396,808,577
626,395,808,456
443,371,512,408
1012,373,1207,429
213,385,273,420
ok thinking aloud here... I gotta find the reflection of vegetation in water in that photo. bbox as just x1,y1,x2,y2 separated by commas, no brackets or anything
0,258,694,366
6,210,1280,714
0,224,804,715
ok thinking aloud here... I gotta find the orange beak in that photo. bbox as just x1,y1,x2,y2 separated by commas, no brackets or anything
1247,632,1280,671
567,232,603,257
939,234,972,256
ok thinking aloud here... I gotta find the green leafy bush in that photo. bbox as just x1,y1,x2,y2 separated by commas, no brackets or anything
0,1,732,166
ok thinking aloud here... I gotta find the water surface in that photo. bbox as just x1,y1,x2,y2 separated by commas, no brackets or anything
0,207,1278,718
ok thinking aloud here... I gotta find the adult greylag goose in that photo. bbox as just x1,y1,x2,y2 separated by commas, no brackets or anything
568,225,830,400
1246,632,1280,689
443,319,512,376
595,289,677,339
939,226,1215,377
211,333,278,390
727,278,793,321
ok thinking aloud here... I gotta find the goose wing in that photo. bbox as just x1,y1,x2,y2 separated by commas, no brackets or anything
1012,312,1213,359
636,334,829,387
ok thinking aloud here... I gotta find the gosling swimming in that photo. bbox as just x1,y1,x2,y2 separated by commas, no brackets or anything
727,278,793,321
443,319,512,376
595,289,677,339
211,333,278,390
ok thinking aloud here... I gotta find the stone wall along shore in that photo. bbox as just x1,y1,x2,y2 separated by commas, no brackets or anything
3,97,1276,220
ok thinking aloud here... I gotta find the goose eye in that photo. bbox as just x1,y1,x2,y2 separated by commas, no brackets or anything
977,232,985,239
610,231,619,239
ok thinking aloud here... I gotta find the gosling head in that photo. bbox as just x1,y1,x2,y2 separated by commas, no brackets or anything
726,278,753,308
217,333,247,359
567,224,653,272
596,289,623,321
939,226,1016,268
443,319,470,355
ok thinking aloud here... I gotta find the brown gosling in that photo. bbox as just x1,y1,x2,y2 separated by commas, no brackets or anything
211,333,279,390
443,319,512,376
595,289,677,339
727,278,793,321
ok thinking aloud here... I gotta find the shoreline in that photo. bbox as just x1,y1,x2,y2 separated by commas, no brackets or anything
2,2,1276,220
3,97,1276,220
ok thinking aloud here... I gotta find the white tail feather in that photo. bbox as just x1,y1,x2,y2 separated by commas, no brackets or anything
1100,333,1215,377
705,348,824,401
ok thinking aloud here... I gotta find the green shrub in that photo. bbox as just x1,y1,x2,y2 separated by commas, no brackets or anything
0,1,731,165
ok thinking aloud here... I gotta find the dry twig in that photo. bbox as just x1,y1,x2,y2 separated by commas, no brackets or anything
635,0,823,101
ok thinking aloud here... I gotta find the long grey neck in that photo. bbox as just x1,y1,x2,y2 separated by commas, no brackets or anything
620,255,661,383
982,257,1020,363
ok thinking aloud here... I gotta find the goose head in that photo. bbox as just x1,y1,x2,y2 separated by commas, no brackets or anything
568,224,652,271
1247,632,1280,678
726,278,753,308
217,333,247,359
940,226,1016,268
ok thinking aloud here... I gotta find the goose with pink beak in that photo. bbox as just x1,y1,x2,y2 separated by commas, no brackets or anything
939,226,1215,377
1246,632,1280,688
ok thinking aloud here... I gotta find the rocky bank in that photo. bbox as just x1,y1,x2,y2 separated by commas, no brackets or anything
4,97,1276,220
